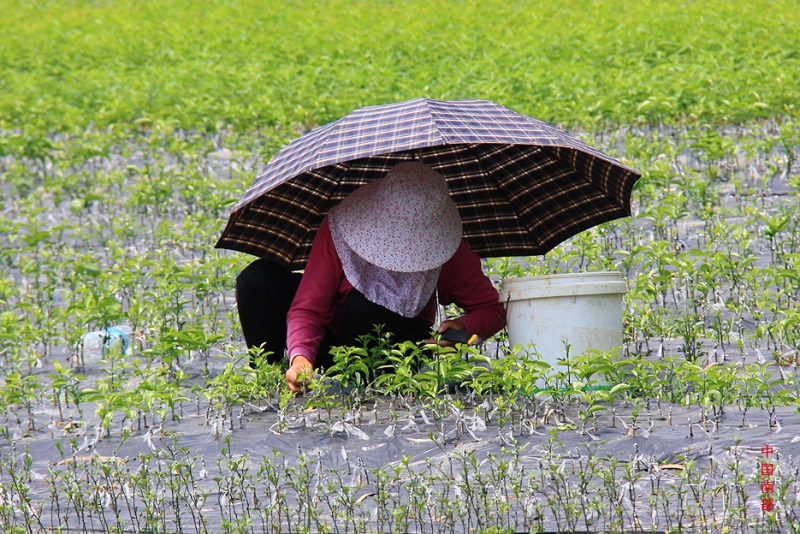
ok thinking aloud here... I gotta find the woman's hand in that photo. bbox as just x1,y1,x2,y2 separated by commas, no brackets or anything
424,318,466,347
285,355,313,393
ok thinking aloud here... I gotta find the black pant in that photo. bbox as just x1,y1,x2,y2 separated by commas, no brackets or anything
235,259,431,369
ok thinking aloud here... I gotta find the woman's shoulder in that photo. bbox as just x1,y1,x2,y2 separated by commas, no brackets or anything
450,238,475,260
441,239,479,272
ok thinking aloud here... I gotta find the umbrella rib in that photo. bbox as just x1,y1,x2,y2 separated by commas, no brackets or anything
459,143,549,254
293,161,357,265
548,145,637,214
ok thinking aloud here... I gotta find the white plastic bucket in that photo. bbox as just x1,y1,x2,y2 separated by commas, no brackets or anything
499,272,627,371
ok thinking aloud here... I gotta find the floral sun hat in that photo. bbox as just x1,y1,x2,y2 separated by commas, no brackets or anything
332,162,462,273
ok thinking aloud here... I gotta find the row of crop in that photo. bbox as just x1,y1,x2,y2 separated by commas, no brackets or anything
5,327,800,452
2,427,797,533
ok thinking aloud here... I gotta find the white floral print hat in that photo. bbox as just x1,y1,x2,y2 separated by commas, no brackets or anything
332,162,462,273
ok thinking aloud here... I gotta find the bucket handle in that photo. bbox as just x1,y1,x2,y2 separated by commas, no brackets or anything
499,293,512,359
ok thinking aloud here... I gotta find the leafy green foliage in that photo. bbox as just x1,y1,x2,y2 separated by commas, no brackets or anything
1,0,799,132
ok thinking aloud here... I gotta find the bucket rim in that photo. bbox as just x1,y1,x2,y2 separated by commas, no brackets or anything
499,271,627,300
500,271,624,285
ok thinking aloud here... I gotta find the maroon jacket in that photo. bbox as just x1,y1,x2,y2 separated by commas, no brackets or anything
287,217,506,365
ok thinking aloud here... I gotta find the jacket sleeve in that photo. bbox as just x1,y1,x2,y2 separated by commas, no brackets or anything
438,240,506,339
286,217,341,366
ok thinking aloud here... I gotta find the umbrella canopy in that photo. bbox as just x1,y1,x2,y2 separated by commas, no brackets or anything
216,98,641,270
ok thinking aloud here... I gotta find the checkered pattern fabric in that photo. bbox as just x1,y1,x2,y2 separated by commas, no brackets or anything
216,98,641,269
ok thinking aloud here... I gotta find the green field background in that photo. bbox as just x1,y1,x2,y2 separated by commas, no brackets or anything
1,0,799,131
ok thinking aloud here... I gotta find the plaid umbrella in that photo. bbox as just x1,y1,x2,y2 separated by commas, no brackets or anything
216,98,640,270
